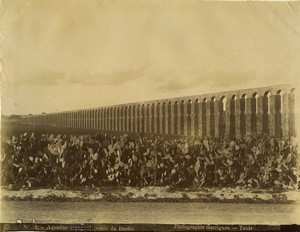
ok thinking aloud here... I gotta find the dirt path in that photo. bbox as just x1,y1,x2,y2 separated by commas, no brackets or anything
1,201,300,225
2,187,300,203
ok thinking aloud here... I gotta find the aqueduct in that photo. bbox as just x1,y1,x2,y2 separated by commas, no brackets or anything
21,84,296,138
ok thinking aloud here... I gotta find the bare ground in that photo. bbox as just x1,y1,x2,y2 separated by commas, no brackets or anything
1,201,300,224
1,186,300,203
1,187,300,224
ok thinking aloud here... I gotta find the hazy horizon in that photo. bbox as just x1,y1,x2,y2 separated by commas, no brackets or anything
0,82,296,116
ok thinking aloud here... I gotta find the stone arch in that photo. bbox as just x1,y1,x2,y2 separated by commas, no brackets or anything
141,104,145,134
88,110,91,129
117,106,121,132
73,112,76,128
219,96,227,137
84,110,87,130
101,108,106,130
81,111,85,129
86,110,89,129
230,95,237,137
60,113,64,127
67,112,69,128
151,103,155,133
194,99,199,136
210,97,216,137
95,109,98,130
97,109,100,130
202,98,207,136
275,90,283,113
77,110,82,129
98,109,102,130
174,101,179,135
105,108,108,131
146,104,150,134
241,94,247,112
106,108,110,131
162,102,166,134
240,94,247,136
119,107,123,131
128,105,131,132
92,110,94,130
187,100,192,136
94,110,96,130
109,108,112,131
76,111,79,128
156,103,161,134
102,109,106,131
109,107,114,131
123,106,127,132
132,105,136,132
251,92,259,134
64,112,67,128
86,111,89,129
137,105,141,133
180,100,185,135
115,107,119,131
263,91,271,113
73,112,75,128
92,109,95,130
275,90,283,137
105,108,108,130
58,113,61,127
72,112,74,128
111,108,114,131
89,110,93,130
89,110,92,129
80,111,83,129
91,110,96,130
262,91,271,135
94,110,97,130
168,102,172,135
289,88,296,136
290,88,295,94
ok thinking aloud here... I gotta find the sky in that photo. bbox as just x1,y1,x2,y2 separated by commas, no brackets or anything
1,0,300,115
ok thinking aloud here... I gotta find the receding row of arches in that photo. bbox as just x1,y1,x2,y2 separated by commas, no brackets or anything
23,88,296,138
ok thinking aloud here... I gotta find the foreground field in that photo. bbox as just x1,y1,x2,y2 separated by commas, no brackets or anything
1,123,300,226
2,186,299,225
1,200,300,224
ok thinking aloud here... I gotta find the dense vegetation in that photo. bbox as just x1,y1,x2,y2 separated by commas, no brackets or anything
1,130,298,189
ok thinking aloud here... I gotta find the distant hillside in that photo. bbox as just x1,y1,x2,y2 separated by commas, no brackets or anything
1,115,23,124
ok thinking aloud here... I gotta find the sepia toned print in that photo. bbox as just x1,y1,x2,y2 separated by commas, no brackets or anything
1,0,300,230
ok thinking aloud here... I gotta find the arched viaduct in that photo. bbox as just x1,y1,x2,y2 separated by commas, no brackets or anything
21,84,296,138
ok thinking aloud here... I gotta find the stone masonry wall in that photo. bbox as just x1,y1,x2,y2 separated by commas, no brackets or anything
21,84,296,138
